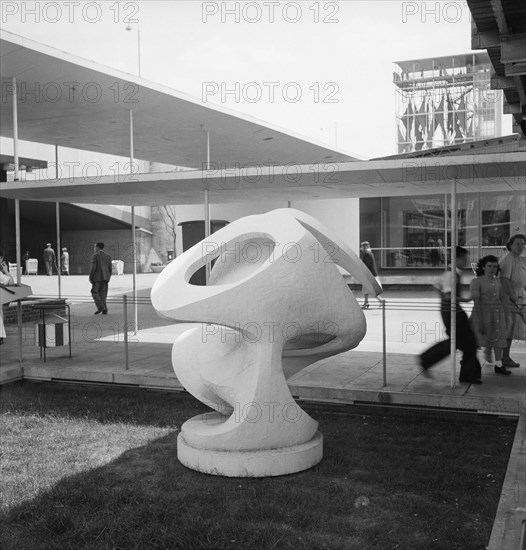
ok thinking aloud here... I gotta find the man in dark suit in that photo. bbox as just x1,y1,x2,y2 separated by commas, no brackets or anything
90,242,112,314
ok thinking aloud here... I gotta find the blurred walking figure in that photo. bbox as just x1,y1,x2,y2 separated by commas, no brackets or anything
61,247,70,275
89,242,112,315
360,241,378,309
43,243,56,276
419,246,482,384
499,233,526,368
470,256,510,375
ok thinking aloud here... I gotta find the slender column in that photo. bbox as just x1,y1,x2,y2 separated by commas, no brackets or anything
382,299,387,387
56,203,61,297
444,193,448,270
129,109,138,333
204,131,211,283
450,180,457,388
12,77,22,362
12,77,19,182
56,145,61,298
204,190,210,283
476,192,482,260
15,200,22,362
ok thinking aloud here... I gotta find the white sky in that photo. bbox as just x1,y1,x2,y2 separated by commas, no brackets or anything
1,0,512,159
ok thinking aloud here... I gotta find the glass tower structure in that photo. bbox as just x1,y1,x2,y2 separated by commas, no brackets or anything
394,53,502,154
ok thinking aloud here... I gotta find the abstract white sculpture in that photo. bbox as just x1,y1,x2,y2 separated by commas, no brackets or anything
151,209,381,477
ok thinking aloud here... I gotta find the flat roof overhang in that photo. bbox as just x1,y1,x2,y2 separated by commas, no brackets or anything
0,30,357,169
1,152,524,206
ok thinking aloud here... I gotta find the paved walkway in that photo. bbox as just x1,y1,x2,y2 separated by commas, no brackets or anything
1,274,525,549
3,275,525,412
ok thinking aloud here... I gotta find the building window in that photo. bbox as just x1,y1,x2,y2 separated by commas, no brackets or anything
360,191,524,269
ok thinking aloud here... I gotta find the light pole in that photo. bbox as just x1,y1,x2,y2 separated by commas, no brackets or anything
125,22,141,77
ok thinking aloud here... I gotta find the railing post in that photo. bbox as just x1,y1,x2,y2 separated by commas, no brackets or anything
123,294,129,370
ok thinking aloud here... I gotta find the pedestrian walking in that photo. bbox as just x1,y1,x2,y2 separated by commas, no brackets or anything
419,246,482,384
499,233,526,368
61,247,70,275
360,241,378,309
89,242,112,315
43,243,56,276
470,255,510,375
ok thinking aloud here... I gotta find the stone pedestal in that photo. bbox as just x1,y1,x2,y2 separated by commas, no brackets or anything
178,421,323,477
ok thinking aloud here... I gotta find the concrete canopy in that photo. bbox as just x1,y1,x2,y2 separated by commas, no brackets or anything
0,30,356,169
1,152,524,206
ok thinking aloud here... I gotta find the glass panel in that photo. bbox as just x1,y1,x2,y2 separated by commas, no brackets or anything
362,192,524,269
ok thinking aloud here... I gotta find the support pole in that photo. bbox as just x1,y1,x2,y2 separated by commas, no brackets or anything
129,109,138,333
12,76,23,363
15,200,22,363
450,180,457,388
382,299,387,387
123,294,129,370
476,191,482,261
56,202,61,297
444,193,448,270
12,77,19,183
55,145,61,297
204,130,211,283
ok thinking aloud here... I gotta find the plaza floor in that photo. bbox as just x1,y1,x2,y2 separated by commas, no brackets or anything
1,273,525,549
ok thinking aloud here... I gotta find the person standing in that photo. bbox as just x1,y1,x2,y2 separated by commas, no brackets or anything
89,242,112,315
436,238,446,265
22,250,30,275
360,241,378,309
499,233,526,368
420,246,482,384
43,243,56,276
470,255,510,375
0,249,15,344
61,247,70,275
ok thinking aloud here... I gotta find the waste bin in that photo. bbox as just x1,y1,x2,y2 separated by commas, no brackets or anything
26,259,38,275
35,313,70,348
111,260,124,275
393,252,408,267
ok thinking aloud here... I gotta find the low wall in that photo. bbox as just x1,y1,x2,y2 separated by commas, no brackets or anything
2,299,67,325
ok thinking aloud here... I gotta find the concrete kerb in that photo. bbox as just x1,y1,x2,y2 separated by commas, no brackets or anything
486,409,526,550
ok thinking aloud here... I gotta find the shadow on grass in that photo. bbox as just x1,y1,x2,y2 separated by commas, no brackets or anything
0,382,516,550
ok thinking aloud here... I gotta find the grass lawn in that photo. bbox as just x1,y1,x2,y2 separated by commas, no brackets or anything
0,382,515,550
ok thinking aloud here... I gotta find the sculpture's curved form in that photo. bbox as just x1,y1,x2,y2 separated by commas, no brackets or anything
151,209,381,477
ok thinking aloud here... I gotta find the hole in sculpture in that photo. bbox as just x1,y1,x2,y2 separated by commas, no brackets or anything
208,238,277,286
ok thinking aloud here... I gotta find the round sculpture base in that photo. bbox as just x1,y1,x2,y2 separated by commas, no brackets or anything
177,430,323,477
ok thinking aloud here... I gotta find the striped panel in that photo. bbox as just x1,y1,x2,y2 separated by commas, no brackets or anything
35,322,69,347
